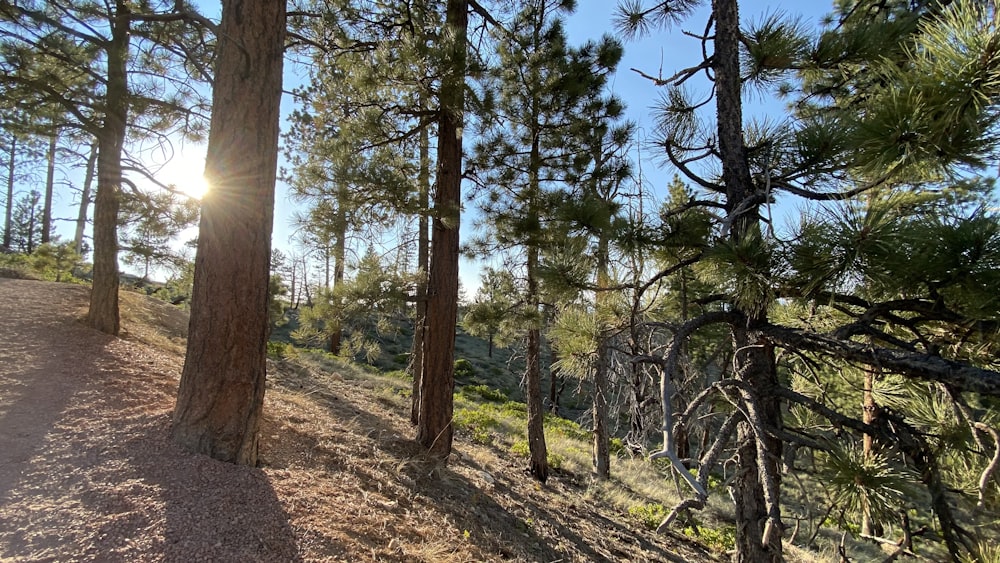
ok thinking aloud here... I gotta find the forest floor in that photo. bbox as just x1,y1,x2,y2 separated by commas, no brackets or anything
0,278,724,562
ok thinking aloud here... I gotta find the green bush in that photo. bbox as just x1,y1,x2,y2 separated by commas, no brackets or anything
501,401,527,415
453,406,500,445
683,524,736,553
458,384,508,403
267,341,289,359
510,439,530,457
454,358,476,379
628,503,668,530
543,413,590,441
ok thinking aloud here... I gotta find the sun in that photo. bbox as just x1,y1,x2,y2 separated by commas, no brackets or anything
160,154,210,200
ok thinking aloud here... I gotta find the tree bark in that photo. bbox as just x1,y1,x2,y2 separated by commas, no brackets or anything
593,236,612,479
328,200,346,355
714,0,783,560
41,132,56,245
74,141,97,256
416,0,467,458
410,120,430,425
171,0,285,465
526,245,548,482
87,1,130,336
4,136,16,250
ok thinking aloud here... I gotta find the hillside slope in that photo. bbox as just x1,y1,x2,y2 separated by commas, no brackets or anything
0,278,716,562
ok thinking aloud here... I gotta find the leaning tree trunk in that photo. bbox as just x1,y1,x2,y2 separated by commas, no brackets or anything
87,1,130,336
416,0,467,458
171,0,285,465
41,132,56,245
74,142,98,256
715,0,783,561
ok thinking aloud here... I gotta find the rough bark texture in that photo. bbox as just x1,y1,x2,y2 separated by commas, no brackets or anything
74,142,97,256
416,0,466,457
171,0,285,465
41,133,56,245
87,1,129,336
715,0,783,560
410,124,430,425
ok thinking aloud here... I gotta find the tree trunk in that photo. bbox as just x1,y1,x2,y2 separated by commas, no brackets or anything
416,0,466,458
3,136,14,250
74,142,97,256
526,245,548,482
327,186,348,355
715,0,783,560
87,1,130,336
41,132,56,245
410,121,430,425
171,0,285,466
861,366,883,537
593,236,612,479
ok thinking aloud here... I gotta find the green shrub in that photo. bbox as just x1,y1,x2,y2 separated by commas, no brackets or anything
510,439,530,457
544,413,590,441
683,524,736,553
454,358,476,379
458,384,508,403
501,401,527,415
267,341,289,359
628,503,668,530
453,406,500,445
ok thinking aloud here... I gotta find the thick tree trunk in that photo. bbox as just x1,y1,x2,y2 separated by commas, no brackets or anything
416,0,466,457
410,123,430,425
87,2,129,336
74,142,97,256
3,136,14,250
715,0,783,560
171,0,285,465
41,133,56,245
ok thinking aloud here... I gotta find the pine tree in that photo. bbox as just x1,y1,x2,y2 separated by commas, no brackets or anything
0,0,212,335
171,0,284,465
469,0,624,482
618,1,1000,559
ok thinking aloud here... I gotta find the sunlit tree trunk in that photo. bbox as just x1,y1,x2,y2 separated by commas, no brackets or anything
171,0,285,465
87,1,129,336
417,0,466,458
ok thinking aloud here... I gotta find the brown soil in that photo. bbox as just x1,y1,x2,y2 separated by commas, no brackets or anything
0,278,717,562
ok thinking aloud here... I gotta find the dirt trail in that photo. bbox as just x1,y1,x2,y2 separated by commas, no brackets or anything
0,279,712,563
0,279,299,562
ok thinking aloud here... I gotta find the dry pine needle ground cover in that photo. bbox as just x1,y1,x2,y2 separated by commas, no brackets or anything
0,278,717,562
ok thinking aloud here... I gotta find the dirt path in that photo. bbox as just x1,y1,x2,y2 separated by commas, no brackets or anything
0,279,715,563
0,279,300,562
